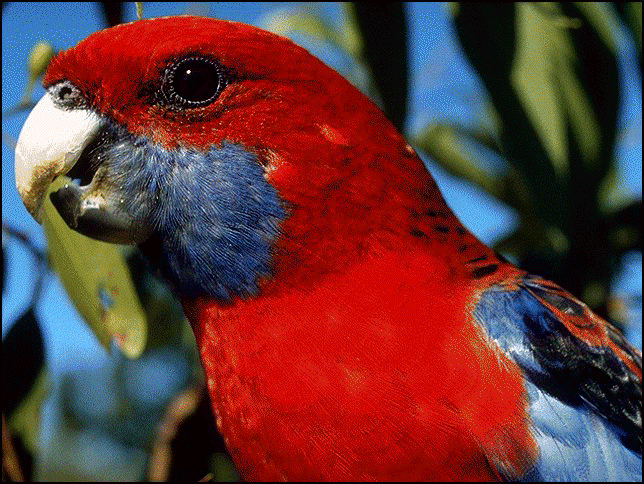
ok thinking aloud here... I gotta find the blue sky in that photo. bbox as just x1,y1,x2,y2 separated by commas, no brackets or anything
3,1,642,379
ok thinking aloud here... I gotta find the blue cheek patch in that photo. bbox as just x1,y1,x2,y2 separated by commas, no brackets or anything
99,123,285,301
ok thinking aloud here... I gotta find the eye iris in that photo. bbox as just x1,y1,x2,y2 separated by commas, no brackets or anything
173,59,220,104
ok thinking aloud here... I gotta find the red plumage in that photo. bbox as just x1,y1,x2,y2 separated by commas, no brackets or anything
189,255,536,480
17,15,641,481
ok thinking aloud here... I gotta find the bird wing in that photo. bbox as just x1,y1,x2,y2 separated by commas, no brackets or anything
474,273,642,480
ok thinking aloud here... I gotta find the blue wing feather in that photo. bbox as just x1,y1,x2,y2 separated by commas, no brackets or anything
475,274,642,481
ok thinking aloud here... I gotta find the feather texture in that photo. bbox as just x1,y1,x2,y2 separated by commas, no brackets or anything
15,16,641,481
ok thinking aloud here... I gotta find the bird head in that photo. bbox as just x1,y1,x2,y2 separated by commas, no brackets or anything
15,16,442,302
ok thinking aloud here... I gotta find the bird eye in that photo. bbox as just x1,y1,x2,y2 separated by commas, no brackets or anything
162,57,225,108
48,81,87,109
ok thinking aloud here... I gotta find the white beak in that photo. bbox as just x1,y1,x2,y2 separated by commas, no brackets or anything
15,92,101,222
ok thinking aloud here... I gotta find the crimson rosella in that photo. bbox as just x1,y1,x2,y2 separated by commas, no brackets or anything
14,16,641,481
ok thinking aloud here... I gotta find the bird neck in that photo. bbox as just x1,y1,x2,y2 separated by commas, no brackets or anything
255,138,509,299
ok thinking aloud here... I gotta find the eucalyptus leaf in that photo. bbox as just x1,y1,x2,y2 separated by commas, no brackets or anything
42,177,147,358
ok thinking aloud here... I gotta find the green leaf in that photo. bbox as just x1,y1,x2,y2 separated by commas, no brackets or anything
452,3,632,318
210,453,241,482
454,3,565,231
348,3,409,130
8,367,50,455
414,123,507,201
2,307,49,455
607,200,642,253
42,177,147,358
2,308,45,417
264,9,342,47
614,2,642,69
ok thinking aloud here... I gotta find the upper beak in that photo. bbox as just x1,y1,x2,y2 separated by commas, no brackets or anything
15,92,101,223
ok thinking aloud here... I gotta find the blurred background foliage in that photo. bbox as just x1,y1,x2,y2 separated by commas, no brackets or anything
448,3,641,321
3,2,641,481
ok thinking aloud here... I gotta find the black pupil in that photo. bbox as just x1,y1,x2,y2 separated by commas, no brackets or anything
59,85,73,100
174,60,220,103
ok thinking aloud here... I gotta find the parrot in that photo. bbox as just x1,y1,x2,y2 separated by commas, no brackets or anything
14,16,641,481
